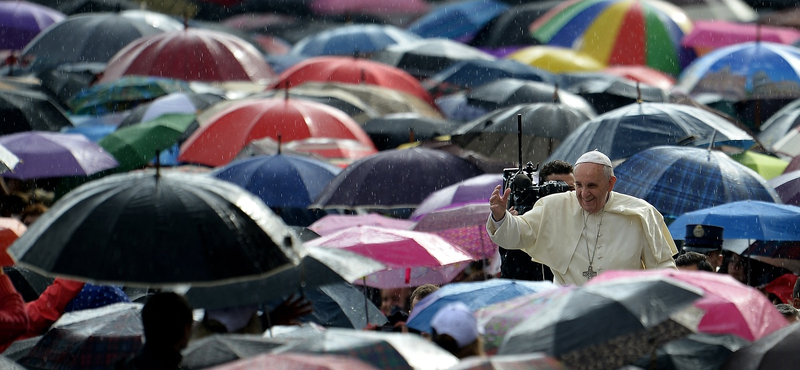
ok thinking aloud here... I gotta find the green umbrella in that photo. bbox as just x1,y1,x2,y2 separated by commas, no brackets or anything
729,151,789,180
98,113,196,172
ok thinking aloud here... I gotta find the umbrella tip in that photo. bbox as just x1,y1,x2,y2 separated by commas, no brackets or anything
553,83,560,103
636,82,642,104
277,134,282,154
155,150,161,177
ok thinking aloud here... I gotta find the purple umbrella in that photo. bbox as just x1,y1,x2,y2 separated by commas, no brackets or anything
0,131,118,179
769,170,800,206
0,1,65,50
410,173,502,220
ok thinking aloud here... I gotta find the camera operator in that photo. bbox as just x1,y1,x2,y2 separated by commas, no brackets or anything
487,150,677,286
501,160,575,281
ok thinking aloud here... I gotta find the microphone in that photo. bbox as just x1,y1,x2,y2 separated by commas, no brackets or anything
512,172,532,190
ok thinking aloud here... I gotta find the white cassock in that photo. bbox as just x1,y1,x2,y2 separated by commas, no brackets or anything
486,191,677,286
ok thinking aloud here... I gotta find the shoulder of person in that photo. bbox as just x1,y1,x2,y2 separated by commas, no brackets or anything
609,191,655,210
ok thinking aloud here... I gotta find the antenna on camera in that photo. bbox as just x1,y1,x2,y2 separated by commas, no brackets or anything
517,113,523,168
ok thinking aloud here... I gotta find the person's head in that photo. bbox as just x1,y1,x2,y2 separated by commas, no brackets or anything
573,151,616,214
682,224,723,270
141,292,194,351
380,287,412,316
722,251,747,284
540,160,575,190
20,203,48,226
675,252,714,272
430,302,484,359
776,303,800,322
409,284,439,312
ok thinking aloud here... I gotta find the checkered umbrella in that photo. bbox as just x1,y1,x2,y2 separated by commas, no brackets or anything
612,146,781,220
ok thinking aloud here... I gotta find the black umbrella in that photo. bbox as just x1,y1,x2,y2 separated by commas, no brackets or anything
35,62,105,110
465,78,596,116
560,73,671,114
361,113,460,151
468,1,558,49
0,89,73,135
719,320,800,370
633,333,750,370
299,282,388,329
758,97,800,151
8,170,303,286
181,334,292,370
371,38,496,79
2,265,53,302
57,0,139,15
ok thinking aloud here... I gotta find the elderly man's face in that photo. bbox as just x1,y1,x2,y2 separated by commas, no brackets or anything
574,163,615,214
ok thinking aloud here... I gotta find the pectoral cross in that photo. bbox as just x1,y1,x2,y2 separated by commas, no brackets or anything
583,265,597,280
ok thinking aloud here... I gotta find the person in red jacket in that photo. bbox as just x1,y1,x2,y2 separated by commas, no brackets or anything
0,269,29,352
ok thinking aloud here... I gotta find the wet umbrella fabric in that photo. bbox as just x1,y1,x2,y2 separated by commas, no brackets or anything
0,89,73,135
8,170,303,286
310,147,484,209
613,146,781,220
2,265,52,303
667,201,800,242
98,113,197,172
213,352,382,370
0,356,24,370
632,333,750,370
35,62,105,110
769,170,800,206
757,97,800,151
290,24,421,57
406,0,508,41
181,334,292,370
0,144,19,174
719,320,800,370
119,92,224,128
412,203,498,260
68,75,191,116
423,59,558,98
410,173,503,219
361,114,460,151
0,1,65,50
0,131,118,179
57,0,139,15
730,151,789,180
465,78,596,116
300,282,388,329
506,46,606,74
371,38,496,79
560,74,671,114
450,352,570,370
309,214,414,236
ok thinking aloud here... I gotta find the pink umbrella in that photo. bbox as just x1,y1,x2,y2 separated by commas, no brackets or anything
410,173,502,220
589,269,788,342
308,213,414,236
310,0,430,17
412,203,496,260
209,353,380,370
304,225,474,288
682,20,800,56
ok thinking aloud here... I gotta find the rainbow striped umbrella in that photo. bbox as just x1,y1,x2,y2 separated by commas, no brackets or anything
530,0,694,76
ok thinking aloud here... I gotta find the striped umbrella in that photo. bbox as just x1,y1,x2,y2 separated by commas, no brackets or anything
530,0,694,76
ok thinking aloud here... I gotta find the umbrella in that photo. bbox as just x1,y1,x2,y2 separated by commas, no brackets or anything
0,143,20,174
681,20,800,56
468,1,557,56
269,56,434,105
35,62,105,110
506,46,606,73
0,356,25,370
530,0,695,75
181,334,291,370
669,0,757,22
603,65,677,91
118,9,184,32
667,200,800,242
361,114,460,151
370,38,496,79
719,322,800,370
68,75,191,116
758,97,800,151
769,170,800,206
547,103,756,165
0,1,65,50
300,282,389,329
589,270,788,342
406,279,557,334
560,74,671,114
499,276,704,370
0,131,118,179
631,333,750,370
2,265,52,302
290,24,421,57
452,102,595,166
207,352,381,370
98,113,197,172
8,170,303,286
304,225,475,288
406,0,509,41
259,88,379,124
118,92,225,128
770,125,800,157
271,328,460,370
464,78,596,116
178,97,374,168
412,203,498,260
57,0,140,14
729,151,789,180
282,138,377,166
19,303,144,370
21,13,162,72
450,352,570,370
309,0,430,18
0,89,73,135
211,154,341,208
422,59,558,98
99,28,276,83
309,214,414,236
612,146,782,220
310,147,485,210
410,173,503,219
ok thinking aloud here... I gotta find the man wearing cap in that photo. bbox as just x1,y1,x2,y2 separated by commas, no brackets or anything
682,224,725,271
486,150,677,285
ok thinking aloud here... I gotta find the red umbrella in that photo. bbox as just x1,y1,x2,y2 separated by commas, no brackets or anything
0,217,25,266
99,28,275,83
179,97,375,167
269,56,435,106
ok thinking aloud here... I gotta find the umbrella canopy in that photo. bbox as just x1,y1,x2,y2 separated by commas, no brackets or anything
0,143,20,174
300,282,389,329
209,352,381,370
270,56,434,105
531,0,695,75
0,0,65,50
423,59,558,99
412,203,498,260
406,279,557,334
0,89,73,135
506,45,606,73
560,73,671,114
729,151,789,180
667,200,800,242
2,265,51,303
499,276,704,370
589,270,789,342
304,225,475,288
238,137,377,167
68,75,191,116
410,173,503,220
757,97,800,151
771,127,800,157
57,0,140,15
179,97,374,168
371,38,496,79
547,103,755,165
464,78,596,116
719,322,800,370
631,333,750,370
450,353,570,370
769,170,800,206
259,88,380,124
8,170,303,286
681,20,800,56
100,28,276,83
407,0,509,41
291,24,421,57
0,131,118,179
181,334,291,370
119,92,225,127
603,65,677,91
35,62,105,110
309,0,430,18
309,213,414,236
613,146,782,220
98,113,197,172
19,303,144,370
21,13,162,72
310,147,484,210
211,154,341,208
670,0,757,22
361,113,460,151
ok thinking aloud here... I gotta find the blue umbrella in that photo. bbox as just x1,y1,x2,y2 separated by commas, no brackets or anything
291,24,421,57
668,201,800,242
423,59,558,97
61,123,116,142
212,154,341,208
408,0,509,41
406,279,557,334
547,103,756,165
613,146,781,220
